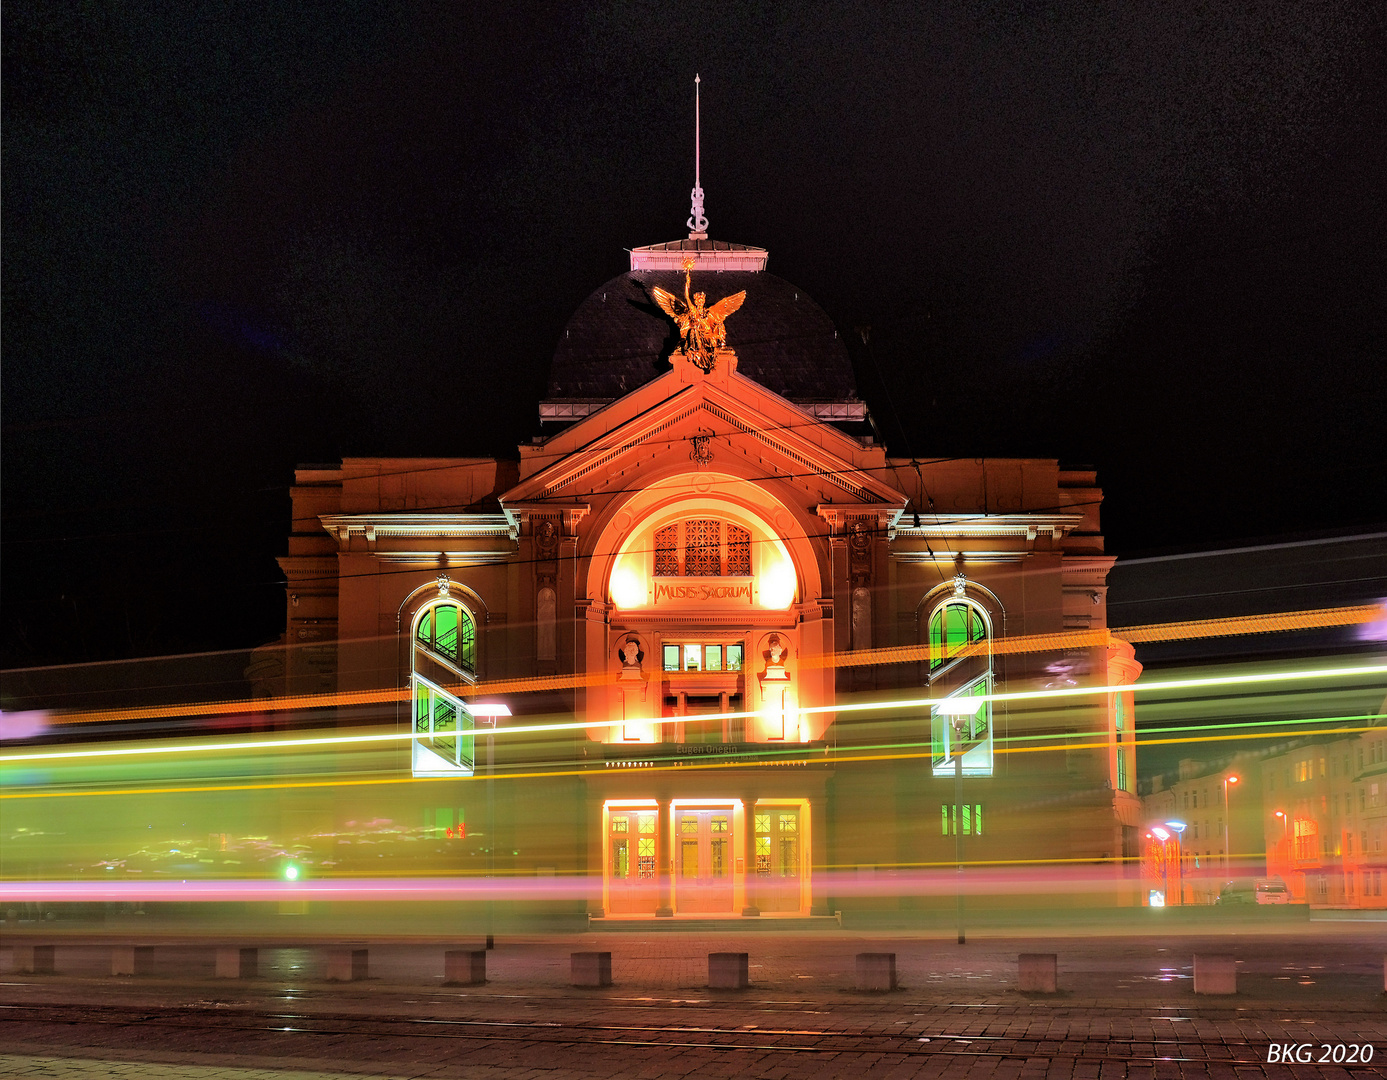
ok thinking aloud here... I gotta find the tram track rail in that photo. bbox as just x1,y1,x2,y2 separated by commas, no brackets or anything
0,1000,1358,1066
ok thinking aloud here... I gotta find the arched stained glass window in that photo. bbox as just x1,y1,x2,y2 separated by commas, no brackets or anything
649,520,756,578
411,595,478,777
416,601,476,672
928,600,988,670
927,596,994,778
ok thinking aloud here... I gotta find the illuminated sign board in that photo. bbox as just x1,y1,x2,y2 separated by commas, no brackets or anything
653,577,753,606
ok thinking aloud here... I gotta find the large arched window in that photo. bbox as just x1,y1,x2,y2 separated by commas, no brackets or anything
416,601,476,673
929,600,988,671
927,596,994,778
652,520,755,577
411,599,477,777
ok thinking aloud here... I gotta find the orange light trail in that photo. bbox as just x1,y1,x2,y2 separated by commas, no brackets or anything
31,602,1384,728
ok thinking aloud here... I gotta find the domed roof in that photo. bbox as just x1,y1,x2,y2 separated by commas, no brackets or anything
544,268,859,405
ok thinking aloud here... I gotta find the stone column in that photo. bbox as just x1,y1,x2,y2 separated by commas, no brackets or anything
808,794,830,915
656,797,673,917
742,794,760,916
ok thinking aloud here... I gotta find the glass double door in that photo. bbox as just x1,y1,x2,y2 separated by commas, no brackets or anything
675,809,734,913
607,810,658,915
753,806,802,912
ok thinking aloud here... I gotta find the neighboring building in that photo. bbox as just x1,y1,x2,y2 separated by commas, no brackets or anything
1141,756,1265,905
1140,705,1387,907
1260,715,1387,907
244,221,1144,921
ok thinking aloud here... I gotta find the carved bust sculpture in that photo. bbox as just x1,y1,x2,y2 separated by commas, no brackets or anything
620,639,641,668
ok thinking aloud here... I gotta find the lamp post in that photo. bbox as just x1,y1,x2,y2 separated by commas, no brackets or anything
1222,775,1240,874
1274,809,1289,877
936,695,985,946
471,703,511,950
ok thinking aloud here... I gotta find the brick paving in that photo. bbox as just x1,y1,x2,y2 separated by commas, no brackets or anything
1,930,1384,1078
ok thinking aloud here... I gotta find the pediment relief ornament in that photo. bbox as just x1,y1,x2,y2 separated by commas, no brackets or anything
688,427,715,469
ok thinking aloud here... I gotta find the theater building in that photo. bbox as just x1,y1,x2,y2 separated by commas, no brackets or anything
260,225,1143,921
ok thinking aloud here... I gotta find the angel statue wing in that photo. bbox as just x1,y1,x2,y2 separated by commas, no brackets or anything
649,286,689,329
705,290,746,347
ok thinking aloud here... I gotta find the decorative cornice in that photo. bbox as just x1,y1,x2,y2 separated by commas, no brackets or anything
371,550,517,566
890,513,1083,541
540,399,866,423
890,550,1030,564
1061,556,1118,584
320,513,519,548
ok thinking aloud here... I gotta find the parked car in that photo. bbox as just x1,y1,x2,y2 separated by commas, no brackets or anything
1217,877,1291,904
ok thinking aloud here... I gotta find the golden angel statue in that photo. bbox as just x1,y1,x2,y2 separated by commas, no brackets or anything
650,258,746,373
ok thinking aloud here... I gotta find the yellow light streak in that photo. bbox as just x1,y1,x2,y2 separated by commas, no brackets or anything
2,722,1380,801
4,661,1385,765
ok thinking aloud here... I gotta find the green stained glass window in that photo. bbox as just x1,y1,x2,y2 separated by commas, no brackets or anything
941,804,984,835
435,605,459,661
415,683,430,733
431,697,457,762
412,677,474,771
417,602,476,672
929,601,988,670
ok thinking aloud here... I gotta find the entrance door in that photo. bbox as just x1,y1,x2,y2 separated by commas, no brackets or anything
754,806,802,912
608,810,658,915
674,809,734,913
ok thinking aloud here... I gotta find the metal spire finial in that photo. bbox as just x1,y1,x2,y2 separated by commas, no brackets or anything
687,74,708,239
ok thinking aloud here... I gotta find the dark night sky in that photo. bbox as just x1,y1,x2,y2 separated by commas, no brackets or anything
3,2,1385,666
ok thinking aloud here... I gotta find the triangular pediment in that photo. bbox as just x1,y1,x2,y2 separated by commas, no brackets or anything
504,363,906,512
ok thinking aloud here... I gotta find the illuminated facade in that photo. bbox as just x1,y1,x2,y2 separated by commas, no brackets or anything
1141,709,1387,908
1140,756,1264,905
259,233,1142,921
1259,720,1387,907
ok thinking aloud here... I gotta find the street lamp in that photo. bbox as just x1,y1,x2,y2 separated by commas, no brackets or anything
1274,809,1289,875
470,703,511,950
1222,775,1239,873
936,695,985,946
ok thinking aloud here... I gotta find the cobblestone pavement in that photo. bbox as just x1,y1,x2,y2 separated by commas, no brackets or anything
2,930,1384,1078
